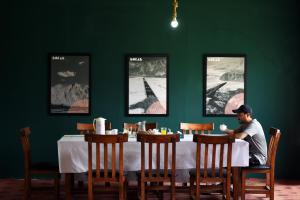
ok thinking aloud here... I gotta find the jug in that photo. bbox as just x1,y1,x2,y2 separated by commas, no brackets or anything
93,117,106,135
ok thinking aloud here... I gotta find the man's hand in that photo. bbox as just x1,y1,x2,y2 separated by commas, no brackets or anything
220,124,235,134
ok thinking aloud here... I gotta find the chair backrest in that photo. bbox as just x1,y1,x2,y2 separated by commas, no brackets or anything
137,133,180,178
266,127,281,169
193,134,235,180
77,122,112,134
123,122,157,132
84,134,128,182
20,127,31,176
180,123,214,134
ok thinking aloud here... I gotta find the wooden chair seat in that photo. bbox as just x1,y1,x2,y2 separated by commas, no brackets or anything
242,164,271,170
189,168,228,177
20,127,60,200
137,169,177,177
241,127,281,200
92,169,128,177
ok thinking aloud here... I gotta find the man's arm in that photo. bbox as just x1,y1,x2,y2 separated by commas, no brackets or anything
224,128,248,139
233,131,248,139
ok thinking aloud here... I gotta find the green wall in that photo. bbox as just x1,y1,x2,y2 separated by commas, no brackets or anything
2,0,300,179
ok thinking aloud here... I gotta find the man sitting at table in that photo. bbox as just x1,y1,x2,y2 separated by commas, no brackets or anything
220,104,267,166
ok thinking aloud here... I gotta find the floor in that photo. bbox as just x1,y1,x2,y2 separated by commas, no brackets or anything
0,178,299,200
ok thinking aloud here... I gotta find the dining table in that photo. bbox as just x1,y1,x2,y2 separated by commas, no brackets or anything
57,134,249,200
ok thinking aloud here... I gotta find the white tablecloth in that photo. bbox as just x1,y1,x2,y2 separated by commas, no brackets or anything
57,135,249,173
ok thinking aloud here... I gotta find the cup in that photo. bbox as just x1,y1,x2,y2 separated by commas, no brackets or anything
105,130,112,135
161,127,167,135
220,124,227,132
111,129,118,135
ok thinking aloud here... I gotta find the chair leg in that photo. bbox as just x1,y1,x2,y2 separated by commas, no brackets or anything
226,179,231,200
138,177,141,199
141,180,145,200
270,172,275,200
266,172,270,187
145,182,148,200
266,172,270,198
223,181,226,199
241,171,246,200
196,177,200,200
171,177,176,200
88,178,93,200
119,181,124,200
124,179,128,200
24,175,31,200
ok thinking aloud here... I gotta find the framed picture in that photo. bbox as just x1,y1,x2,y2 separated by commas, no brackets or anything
203,54,246,116
49,53,91,115
126,54,168,116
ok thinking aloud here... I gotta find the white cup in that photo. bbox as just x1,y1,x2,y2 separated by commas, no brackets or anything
220,124,227,132
111,129,118,135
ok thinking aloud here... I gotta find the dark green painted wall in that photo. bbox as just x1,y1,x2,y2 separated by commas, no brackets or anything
2,0,300,179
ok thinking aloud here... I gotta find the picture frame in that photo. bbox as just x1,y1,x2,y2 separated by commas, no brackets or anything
48,53,91,115
203,54,246,116
126,54,169,116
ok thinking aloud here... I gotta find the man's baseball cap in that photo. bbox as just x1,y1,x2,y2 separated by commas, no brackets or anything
232,104,252,114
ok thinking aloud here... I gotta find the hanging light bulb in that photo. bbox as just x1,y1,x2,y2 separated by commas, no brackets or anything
171,18,178,28
170,0,179,28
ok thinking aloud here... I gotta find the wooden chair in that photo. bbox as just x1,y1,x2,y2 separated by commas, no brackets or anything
123,122,157,132
180,123,214,134
137,133,180,200
84,134,128,200
20,127,60,200
241,127,282,200
189,134,235,199
77,122,112,134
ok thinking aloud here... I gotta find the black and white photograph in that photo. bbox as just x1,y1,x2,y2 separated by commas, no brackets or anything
204,55,246,116
49,54,90,115
126,54,168,116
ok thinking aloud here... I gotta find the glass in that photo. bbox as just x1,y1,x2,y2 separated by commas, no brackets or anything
123,128,129,134
179,133,184,139
128,126,136,138
137,121,146,132
161,127,167,135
